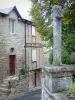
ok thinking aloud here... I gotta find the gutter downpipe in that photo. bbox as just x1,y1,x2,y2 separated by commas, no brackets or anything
24,21,27,73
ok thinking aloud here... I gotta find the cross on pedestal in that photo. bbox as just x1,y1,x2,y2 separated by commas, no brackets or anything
42,5,75,100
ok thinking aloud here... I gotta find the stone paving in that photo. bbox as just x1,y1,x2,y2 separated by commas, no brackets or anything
0,89,41,100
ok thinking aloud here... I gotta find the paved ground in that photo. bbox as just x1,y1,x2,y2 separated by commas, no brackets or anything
9,89,41,100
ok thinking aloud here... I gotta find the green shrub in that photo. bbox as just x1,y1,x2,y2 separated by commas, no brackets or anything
61,48,70,64
49,50,53,64
19,68,25,75
49,48,70,64
67,83,75,94
70,52,75,64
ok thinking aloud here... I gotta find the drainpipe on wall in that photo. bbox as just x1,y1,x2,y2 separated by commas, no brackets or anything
24,21,27,73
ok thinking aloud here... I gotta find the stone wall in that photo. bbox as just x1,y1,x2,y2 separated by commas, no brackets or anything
29,70,41,90
0,11,25,79
0,9,43,90
10,75,29,95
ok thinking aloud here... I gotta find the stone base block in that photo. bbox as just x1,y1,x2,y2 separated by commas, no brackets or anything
42,65,75,100
43,87,68,100
43,65,75,93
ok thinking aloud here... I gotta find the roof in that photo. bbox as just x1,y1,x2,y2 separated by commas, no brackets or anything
0,6,22,18
0,6,34,24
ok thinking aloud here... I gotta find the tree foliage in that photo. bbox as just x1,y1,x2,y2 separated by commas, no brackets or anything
49,48,70,64
62,2,75,53
30,0,75,53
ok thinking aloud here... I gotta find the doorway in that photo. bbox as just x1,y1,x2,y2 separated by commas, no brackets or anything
9,55,16,76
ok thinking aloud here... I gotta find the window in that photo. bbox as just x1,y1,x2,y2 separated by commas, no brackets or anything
32,26,36,36
9,19,15,33
32,48,36,62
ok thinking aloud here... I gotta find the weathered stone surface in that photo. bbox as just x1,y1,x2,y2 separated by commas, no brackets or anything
42,65,75,100
43,87,68,100
44,65,75,73
10,75,29,94
51,5,63,18
44,65,75,92
51,5,62,65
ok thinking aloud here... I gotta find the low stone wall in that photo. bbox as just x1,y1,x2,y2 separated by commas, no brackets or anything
10,75,29,95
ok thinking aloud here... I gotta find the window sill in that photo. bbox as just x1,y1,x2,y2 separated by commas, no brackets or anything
32,35,36,37
32,61,37,63
9,33,17,36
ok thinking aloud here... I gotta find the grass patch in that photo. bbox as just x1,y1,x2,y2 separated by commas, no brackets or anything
67,83,75,94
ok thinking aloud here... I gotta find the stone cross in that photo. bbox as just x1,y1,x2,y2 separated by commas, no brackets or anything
42,5,75,100
51,5,63,66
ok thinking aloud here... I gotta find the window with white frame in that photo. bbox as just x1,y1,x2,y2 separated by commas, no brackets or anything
32,26,36,36
9,19,15,33
32,48,36,62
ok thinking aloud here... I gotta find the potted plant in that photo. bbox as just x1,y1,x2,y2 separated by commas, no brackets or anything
67,83,75,100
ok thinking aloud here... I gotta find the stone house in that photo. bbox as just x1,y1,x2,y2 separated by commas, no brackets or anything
0,6,43,89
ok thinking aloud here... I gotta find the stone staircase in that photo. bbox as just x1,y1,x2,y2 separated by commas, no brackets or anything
0,76,18,95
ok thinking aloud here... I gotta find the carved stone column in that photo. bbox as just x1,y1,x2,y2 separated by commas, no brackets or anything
51,5,62,65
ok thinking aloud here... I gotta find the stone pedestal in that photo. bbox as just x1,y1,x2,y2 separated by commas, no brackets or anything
42,65,75,100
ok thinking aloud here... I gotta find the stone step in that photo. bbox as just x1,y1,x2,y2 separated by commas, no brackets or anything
3,81,9,85
0,88,11,95
0,75,19,95
0,84,9,89
3,76,18,83
3,79,11,82
3,76,13,82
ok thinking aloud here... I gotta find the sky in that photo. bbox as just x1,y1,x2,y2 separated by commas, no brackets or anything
0,0,32,19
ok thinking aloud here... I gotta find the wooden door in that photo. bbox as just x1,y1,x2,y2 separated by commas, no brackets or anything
9,55,15,76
